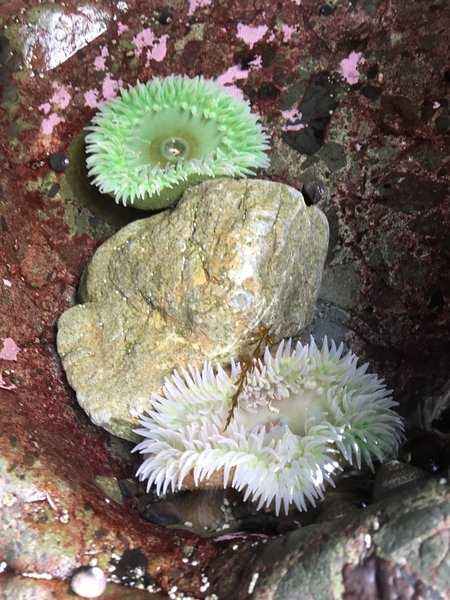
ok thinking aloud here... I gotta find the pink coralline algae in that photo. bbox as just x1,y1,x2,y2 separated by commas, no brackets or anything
188,0,213,15
281,108,305,131
148,35,168,63
0,337,20,361
0,374,16,390
217,57,262,97
132,29,169,65
132,28,156,56
281,24,298,43
101,75,123,102
117,22,129,35
84,75,124,109
39,82,72,135
236,24,269,49
94,46,109,71
84,89,100,109
50,83,71,109
216,65,249,97
339,52,364,85
41,113,64,136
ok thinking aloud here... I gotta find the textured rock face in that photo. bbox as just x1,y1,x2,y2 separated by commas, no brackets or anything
57,178,329,440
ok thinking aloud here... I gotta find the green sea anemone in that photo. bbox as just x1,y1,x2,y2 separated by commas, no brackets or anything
85,75,270,210
133,337,404,515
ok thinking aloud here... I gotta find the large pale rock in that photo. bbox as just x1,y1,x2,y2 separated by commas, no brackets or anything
57,178,329,440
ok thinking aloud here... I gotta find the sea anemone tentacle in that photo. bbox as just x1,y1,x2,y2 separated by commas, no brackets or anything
85,75,270,210
133,337,404,515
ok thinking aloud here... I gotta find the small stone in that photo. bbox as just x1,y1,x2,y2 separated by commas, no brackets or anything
158,9,173,24
301,182,325,206
140,501,181,526
70,566,107,598
319,4,336,16
48,183,61,198
48,152,69,173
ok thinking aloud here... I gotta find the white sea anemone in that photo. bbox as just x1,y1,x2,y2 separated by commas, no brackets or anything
133,337,404,515
85,75,270,210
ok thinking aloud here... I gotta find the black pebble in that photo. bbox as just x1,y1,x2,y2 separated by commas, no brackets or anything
141,501,181,526
158,9,173,25
302,182,325,205
115,548,148,584
47,183,60,198
319,4,336,16
48,152,69,173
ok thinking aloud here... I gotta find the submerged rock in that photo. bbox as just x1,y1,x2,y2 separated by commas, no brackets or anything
57,178,329,440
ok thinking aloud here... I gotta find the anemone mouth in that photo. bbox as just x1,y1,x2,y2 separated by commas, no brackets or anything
85,76,270,210
158,136,191,163
123,107,222,168
133,337,405,515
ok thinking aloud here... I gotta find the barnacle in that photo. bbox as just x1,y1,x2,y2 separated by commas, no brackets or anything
133,337,404,515
85,75,270,210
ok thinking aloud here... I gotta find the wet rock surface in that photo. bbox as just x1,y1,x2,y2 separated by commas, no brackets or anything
0,0,449,598
57,178,328,439
241,478,450,600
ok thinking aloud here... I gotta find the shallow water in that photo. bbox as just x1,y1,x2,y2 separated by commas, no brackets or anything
0,0,449,597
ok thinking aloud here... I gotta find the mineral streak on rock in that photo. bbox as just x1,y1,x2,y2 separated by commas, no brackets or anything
18,4,111,71
57,178,329,440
